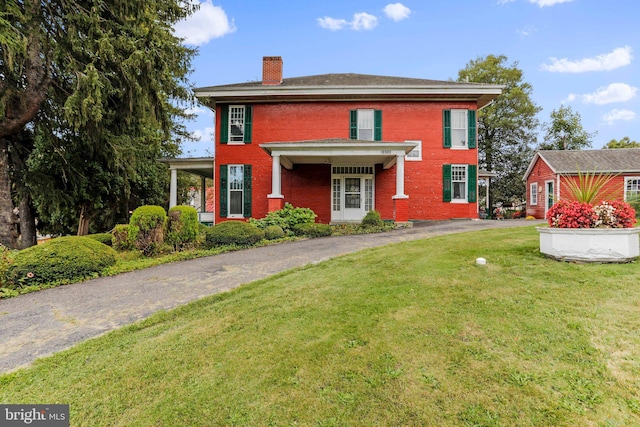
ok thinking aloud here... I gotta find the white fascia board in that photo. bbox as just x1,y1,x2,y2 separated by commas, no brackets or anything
261,142,417,156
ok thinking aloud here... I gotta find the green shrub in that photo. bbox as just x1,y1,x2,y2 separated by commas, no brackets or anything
166,206,199,251
87,232,113,246
4,236,117,288
360,210,384,228
264,225,285,240
205,221,265,248
0,244,14,287
112,224,133,250
292,223,332,238
129,205,166,256
250,203,317,232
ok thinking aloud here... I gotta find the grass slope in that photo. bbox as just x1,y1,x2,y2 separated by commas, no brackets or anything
2,227,640,426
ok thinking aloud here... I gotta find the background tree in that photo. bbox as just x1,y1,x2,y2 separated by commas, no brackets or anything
604,136,640,149
0,0,196,248
538,105,596,150
457,55,541,207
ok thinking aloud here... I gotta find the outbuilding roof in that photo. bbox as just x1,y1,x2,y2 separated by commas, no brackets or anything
524,149,640,179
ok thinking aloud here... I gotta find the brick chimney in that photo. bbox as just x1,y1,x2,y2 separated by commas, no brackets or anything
262,56,283,85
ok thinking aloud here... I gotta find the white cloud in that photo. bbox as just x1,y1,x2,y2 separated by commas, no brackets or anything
542,46,633,73
383,3,411,21
561,93,577,104
318,12,378,31
583,83,638,105
173,1,236,46
317,16,349,31
517,25,537,36
529,0,575,6
351,12,378,30
191,126,215,143
185,106,213,116
602,109,636,125
497,0,516,4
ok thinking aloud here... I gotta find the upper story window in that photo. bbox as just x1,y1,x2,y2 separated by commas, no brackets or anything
443,109,476,149
350,109,382,141
219,105,253,144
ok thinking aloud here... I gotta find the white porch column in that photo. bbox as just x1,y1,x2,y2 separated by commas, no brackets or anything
169,168,178,208
268,154,283,198
200,176,206,212
393,154,408,198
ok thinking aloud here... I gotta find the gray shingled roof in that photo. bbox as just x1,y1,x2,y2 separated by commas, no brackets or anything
196,73,481,91
538,149,640,174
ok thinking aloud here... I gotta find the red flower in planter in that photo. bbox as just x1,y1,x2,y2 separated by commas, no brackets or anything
547,199,636,228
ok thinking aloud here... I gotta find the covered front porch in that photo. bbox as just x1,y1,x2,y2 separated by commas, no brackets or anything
260,139,417,224
161,157,215,224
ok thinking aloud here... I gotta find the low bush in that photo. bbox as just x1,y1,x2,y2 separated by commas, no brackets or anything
292,223,332,238
87,232,113,246
129,205,166,256
205,221,265,248
112,224,133,250
250,203,317,232
166,206,199,251
264,225,285,240
360,210,384,228
3,236,117,288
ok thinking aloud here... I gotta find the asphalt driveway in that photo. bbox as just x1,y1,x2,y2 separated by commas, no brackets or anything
0,219,543,373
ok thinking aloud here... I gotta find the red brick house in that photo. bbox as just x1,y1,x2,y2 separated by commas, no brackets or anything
194,56,503,224
524,149,640,219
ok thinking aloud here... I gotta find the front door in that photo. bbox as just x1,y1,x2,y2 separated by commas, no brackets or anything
545,180,555,215
331,166,374,223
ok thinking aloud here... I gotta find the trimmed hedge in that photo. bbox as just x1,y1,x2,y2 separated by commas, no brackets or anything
4,236,117,288
205,221,265,248
361,210,384,228
264,225,285,240
250,203,317,232
129,205,166,256
292,223,332,238
166,206,199,250
87,232,113,246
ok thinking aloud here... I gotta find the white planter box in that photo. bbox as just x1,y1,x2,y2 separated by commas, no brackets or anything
537,227,640,263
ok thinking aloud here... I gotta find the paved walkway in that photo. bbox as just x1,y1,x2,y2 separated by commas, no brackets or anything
0,219,543,373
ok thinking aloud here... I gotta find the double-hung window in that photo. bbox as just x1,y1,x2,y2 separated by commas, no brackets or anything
443,109,476,149
219,164,252,218
219,105,253,144
350,109,382,141
443,164,477,203
625,177,640,201
530,183,538,205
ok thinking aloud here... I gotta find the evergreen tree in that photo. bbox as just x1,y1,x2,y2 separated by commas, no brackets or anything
457,55,541,206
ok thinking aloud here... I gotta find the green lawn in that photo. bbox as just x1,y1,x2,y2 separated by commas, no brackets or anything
2,226,639,426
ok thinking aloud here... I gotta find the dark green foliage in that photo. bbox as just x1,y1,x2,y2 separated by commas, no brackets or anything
249,203,317,232
166,206,199,250
3,236,117,288
360,210,384,228
264,225,285,240
292,223,332,238
87,232,113,246
205,221,265,248
112,224,133,250
538,105,595,151
129,206,166,256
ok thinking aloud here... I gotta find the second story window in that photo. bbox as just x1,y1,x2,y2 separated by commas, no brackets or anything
219,105,253,144
350,109,382,141
443,109,476,149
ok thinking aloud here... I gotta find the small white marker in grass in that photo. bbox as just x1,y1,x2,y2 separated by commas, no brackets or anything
476,257,487,265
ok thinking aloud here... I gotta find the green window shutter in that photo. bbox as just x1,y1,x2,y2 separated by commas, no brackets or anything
468,110,476,149
219,105,229,144
374,110,382,141
243,165,252,218
443,110,451,148
468,164,477,202
350,110,358,139
219,165,228,217
443,164,452,202
244,105,253,143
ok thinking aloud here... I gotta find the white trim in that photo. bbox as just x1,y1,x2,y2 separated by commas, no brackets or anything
227,164,244,218
624,176,640,201
228,105,246,144
405,140,422,161
529,183,538,205
451,164,468,202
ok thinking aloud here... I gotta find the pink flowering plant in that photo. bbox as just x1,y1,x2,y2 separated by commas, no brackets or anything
547,199,637,229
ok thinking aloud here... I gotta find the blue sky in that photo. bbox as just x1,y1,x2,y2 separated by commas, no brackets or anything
174,0,639,157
